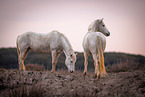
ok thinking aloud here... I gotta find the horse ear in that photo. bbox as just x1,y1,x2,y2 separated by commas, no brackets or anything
97,19,100,22
100,18,104,23
97,18,103,24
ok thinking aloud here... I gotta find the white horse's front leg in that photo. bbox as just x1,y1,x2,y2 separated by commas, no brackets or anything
83,52,89,75
51,50,59,73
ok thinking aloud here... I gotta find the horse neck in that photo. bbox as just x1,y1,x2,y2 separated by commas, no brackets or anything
60,35,73,56
92,23,99,32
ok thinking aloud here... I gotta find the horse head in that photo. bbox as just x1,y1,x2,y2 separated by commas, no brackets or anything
88,18,110,37
65,52,77,73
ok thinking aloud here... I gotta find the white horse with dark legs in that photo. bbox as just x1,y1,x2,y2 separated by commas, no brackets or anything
17,30,77,73
83,18,110,78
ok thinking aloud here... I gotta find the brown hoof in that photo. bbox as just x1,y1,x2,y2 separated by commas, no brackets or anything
94,74,100,79
83,72,87,75
51,70,55,73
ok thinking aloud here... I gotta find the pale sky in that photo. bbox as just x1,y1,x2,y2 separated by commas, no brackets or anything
0,0,145,56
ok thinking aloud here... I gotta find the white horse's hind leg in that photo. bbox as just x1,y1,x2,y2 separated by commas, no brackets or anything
92,54,100,79
83,52,89,75
17,48,22,70
51,50,60,73
19,52,26,71
18,59,22,70
19,48,30,71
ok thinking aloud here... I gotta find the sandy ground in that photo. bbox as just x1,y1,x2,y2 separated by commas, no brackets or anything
0,68,145,97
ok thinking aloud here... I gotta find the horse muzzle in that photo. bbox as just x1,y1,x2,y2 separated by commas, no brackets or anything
70,70,73,73
106,32,110,36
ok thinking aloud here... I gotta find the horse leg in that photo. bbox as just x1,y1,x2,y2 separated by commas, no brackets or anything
18,58,22,70
83,52,89,75
17,48,22,70
17,46,22,70
19,48,30,71
18,51,26,71
92,54,100,79
51,50,59,73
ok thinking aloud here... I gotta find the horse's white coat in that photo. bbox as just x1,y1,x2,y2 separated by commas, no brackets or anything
17,30,76,72
83,18,110,78
83,32,106,54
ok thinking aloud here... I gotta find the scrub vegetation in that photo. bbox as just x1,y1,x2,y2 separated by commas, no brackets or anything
0,48,145,97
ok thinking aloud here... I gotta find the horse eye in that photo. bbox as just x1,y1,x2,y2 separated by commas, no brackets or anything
102,25,105,27
70,54,72,57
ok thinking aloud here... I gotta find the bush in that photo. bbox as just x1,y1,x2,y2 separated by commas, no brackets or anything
107,60,145,72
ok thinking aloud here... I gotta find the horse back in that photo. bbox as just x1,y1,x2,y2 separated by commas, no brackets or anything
17,31,62,53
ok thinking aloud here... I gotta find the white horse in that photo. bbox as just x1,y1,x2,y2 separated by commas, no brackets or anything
16,30,77,73
83,18,110,78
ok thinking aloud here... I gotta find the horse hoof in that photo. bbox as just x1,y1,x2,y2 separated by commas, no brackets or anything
94,74,100,79
83,72,86,75
22,69,25,71
51,70,55,73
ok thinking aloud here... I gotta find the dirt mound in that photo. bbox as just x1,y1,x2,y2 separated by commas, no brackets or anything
0,68,144,97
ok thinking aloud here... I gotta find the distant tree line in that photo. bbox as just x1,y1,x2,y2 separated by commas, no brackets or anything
0,48,145,71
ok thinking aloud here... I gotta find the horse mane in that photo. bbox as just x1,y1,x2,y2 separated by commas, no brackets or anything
59,32,73,52
88,19,100,32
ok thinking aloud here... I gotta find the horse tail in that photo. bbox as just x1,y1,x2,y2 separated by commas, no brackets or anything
96,36,107,76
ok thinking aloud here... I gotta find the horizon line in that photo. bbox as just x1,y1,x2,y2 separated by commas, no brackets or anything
0,47,145,57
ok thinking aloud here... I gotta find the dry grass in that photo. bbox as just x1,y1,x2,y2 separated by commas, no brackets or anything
26,64,45,71
107,60,145,72
0,65,144,97
9,85,44,97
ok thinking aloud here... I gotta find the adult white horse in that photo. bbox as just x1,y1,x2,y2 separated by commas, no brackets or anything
17,30,77,73
83,18,110,78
